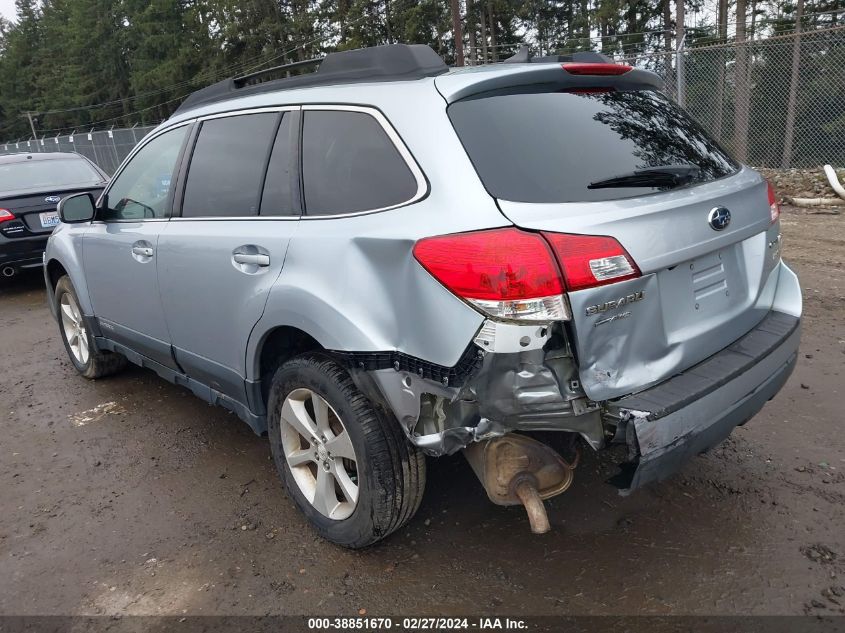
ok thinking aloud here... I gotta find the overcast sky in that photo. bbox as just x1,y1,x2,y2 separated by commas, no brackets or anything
0,0,17,23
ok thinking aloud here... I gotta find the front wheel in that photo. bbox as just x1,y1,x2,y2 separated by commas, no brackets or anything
267,353,426,548
55,275,126,379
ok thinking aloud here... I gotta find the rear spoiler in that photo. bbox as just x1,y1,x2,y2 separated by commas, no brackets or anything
434,52,662,104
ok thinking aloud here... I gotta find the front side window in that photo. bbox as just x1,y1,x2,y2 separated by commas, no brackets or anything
302,110,418,215
182,113,279,218
103,126,187,220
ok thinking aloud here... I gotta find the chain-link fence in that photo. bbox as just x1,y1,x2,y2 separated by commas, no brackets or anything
625,25,845,169
2,26,843,172
0,125,157,174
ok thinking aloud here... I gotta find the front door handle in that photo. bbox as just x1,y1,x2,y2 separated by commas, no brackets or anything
132,246,154,257
233,253,270,266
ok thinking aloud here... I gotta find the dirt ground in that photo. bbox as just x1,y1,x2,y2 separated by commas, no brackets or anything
1,205,843,618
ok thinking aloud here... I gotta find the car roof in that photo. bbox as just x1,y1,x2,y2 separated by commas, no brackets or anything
173,44,448,116
161,44,662,132
0,151,87,165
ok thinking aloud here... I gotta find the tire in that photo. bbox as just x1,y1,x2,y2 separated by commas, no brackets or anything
55,275,127,379
267,353,426,548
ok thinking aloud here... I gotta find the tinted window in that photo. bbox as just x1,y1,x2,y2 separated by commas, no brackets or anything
260,113,297,216
103,126,187,220
302,110,417,215
448,89,739,203
182,113,279,218
0,157,102,191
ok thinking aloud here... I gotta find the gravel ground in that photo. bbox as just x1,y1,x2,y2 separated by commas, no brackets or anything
0,206,843,617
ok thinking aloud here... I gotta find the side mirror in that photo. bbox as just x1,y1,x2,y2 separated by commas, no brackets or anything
58,193,96,224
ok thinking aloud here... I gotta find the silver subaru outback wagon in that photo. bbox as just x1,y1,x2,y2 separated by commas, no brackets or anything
45,44,801,547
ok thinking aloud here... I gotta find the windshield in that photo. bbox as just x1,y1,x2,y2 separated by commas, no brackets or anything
0,157,102,191
448,89,739,203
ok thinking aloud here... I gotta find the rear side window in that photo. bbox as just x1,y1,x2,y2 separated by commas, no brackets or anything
448,89,739,204
302,110,418,215
260,112,297,216
182,113,279,218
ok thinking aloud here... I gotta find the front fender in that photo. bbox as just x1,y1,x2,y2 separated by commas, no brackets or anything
44,223,92,316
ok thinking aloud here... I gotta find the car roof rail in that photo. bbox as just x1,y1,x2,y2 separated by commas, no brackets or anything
503,45,614,65
174,43,449,116
234,57,325,88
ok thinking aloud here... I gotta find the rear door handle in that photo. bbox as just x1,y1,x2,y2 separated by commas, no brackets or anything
132,246,154,257
233,253,270,266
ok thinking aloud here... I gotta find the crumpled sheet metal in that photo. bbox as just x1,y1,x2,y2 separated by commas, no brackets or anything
369,345,605,456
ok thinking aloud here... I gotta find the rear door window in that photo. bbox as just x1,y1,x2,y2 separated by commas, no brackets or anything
448,89,739,203
260,112,298,216
182,113,279,218
301,110,418,215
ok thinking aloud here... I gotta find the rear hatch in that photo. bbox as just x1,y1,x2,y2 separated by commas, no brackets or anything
0,155,106,239
0,187,104,238
442,66,782,401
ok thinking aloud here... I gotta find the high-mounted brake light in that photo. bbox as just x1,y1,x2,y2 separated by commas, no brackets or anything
413,228,569,322
542,233,640,292
0,209,15,223
766,181,780,224
562,62,632,76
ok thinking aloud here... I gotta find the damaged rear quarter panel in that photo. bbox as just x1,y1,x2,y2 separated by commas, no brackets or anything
567,237,784,402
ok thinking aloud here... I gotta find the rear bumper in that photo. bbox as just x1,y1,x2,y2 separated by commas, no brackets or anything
607,309,800,492
0,234,49,269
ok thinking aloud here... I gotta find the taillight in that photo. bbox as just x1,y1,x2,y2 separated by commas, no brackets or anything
412,228,569,322
767,181,780,224
414,228,643,322
562,62,632,76
542,233,640,292
0,209,14,223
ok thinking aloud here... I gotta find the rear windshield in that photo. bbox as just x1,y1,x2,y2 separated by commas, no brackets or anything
448,89,739,203
0,157,102,191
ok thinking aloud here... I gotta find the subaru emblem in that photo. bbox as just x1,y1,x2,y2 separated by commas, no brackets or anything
44,195,61,204
708,206,731,231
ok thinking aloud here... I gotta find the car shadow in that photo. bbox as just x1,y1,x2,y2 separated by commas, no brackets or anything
0,268,46,297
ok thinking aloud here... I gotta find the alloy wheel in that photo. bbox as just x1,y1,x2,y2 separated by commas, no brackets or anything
280,388,359,520
60,292,89,366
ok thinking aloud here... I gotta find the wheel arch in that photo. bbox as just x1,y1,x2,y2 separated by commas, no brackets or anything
45,258,68,291
44,227,94,316
251,324,325,405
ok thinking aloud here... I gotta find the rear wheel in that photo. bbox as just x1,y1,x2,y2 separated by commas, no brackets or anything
55,275,126,379
267,353,426,548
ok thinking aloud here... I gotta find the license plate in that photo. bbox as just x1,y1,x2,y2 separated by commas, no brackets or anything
39,211,60,228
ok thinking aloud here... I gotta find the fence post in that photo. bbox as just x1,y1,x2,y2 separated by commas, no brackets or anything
676,32,686,107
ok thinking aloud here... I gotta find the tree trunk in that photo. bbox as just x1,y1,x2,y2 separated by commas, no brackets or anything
749,0,757,39
466,0,476,65
480,4,487,64
663,0,672,51
487,0,497,62
449,0,465,66
713,0,728,140
781,0,804,168
675,0,685,103
580,0,589,46
675,0,684,46
733,0,751,162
